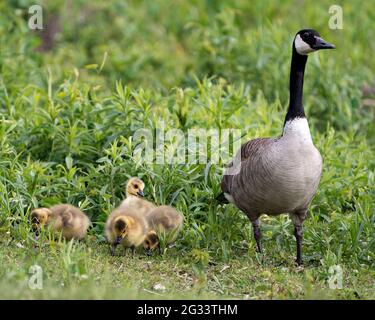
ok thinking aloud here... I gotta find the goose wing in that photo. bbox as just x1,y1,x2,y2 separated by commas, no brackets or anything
220,137,275,197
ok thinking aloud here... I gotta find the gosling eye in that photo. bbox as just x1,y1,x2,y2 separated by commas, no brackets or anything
134,184,139,189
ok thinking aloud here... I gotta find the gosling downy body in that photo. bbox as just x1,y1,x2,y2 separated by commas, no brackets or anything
31,204,90,240
105,206,149,255
143,205,184,255
119,177,156,217
220,29,335,265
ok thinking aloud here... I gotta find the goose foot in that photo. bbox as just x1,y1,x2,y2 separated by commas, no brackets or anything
295,259,303,266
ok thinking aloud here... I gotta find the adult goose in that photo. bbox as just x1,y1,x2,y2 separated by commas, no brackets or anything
220,29,335,265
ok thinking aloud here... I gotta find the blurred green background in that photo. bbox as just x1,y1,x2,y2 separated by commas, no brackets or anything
1,0,375,134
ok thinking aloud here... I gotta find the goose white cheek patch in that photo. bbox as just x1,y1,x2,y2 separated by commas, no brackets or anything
294,34,315,55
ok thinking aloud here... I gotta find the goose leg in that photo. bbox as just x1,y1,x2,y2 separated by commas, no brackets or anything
290,210,307,266
251,219,262,253
294,225,303,265
110,244,117,256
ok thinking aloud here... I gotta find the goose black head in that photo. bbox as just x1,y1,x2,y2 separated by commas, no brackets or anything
294,29,335,55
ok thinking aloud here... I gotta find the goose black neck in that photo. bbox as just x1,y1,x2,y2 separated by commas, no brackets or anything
284,47,308,124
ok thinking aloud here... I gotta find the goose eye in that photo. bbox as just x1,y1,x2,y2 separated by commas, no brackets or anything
303,32,310,39
302,32,312,42
134,184,138,189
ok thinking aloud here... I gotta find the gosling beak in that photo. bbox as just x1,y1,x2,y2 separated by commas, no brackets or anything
146,249,152,256
312,37,335,50
115,236,122,245
137,190,145,197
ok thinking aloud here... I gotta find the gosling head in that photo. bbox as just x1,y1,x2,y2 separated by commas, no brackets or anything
294,29,335,55
143,230,159,256
30,208,52,232
113,216,128,245
126,177,145,198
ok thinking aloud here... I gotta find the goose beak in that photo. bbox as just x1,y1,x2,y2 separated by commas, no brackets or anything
313,37,335,50
137,190,145,197
146,249,152,256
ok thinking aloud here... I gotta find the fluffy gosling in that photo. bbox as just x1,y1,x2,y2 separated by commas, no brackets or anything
30,204,90,240
143,205,184,255
105,207,148,256
119,177,156,217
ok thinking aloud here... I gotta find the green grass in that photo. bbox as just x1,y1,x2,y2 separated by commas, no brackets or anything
0,0,374,299
1,240,374,299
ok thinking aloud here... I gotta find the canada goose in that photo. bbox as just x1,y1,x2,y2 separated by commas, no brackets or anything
219,29,335,265
119,177,156,217
31,204,90,240
104,206,148,256
143,205,184,256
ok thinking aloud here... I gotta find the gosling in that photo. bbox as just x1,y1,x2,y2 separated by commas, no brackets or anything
30,204,90,240
143,205,184,255
119,177,156,217
105,206,149,256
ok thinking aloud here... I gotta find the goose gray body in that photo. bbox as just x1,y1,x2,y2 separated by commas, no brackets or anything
219,29,334,265
222,118,322,220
